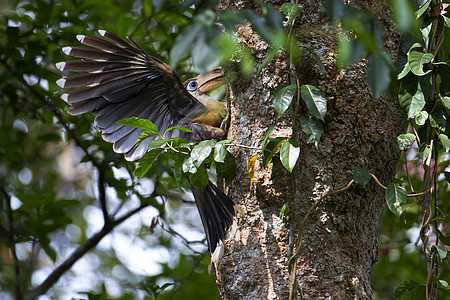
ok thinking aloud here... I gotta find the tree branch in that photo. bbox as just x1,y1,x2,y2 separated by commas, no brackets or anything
24,203,149,300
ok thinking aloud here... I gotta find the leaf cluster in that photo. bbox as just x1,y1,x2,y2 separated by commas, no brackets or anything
117,117,236,190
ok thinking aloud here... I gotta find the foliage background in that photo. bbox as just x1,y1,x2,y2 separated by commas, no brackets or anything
0,0,448,299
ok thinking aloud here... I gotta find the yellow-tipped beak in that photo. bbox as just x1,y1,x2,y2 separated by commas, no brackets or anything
197,68,225,94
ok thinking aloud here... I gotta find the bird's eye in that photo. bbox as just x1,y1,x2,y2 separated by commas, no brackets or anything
187,80,198,91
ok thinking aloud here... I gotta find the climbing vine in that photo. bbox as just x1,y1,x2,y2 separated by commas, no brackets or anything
93,0,449,298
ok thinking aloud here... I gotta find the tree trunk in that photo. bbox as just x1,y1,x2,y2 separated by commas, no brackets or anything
216,0,405,299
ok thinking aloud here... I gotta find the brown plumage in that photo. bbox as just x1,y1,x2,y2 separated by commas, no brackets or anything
57,30,235,257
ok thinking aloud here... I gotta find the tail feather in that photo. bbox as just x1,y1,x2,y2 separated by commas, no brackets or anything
191,181,235,255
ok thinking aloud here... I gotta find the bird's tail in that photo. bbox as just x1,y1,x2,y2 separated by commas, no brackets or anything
191,181,236,262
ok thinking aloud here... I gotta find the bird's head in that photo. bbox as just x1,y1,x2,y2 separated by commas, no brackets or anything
183,68,225,97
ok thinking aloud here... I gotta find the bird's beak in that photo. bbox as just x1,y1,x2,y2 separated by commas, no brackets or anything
197,68,225,94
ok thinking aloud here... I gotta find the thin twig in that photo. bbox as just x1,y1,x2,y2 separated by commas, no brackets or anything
159,219,205,255
1,186,23,300
224,143,264,151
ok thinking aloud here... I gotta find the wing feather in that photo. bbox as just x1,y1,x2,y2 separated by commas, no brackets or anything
59,30,204,161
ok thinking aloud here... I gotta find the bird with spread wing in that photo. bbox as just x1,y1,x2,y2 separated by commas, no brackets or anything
57,30,236,261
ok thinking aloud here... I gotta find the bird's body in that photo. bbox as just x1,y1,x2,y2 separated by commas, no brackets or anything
57,30,235,258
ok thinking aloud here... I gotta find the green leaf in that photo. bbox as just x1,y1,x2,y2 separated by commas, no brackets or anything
281,3,303,25
399,76,427,118
432,244,448,261
191,140,214,164
392,0,416,32
397,133,416,151
273,84,297,117
438,229,450,245
261,123,277,152
299,115,324,143
421,22,433,42
148,139,167,150
182,156,197,174
430,106,447,131
338,34,367,67
439,134,450,152
134,148,164,179
418,143,432,162
279,201,291,222
170,23,202,66
300,85,327,121
241,9,279,44
280,139,300,172
398,60,410,79
407,42,424,54
353,166,370,186
262,137,287,168
214,143,227,163
257,48,277,79
188,164,208,189
262,3,284,30
192,32,221,74
215,149,236,186
325,0,358,20
116,117,160,134
218,9,246,31
408,51,433,76
173,154,187,182
136,130,159,147
367,54,391,99
414,111,428,126
182,140,214,174
415,0,431,19
300,43,327,77
164,126,192,136
394,281,421,298
444,15,450,28
386,183,407,215
442,96,450,110
40,239,57,262
400,91,426,119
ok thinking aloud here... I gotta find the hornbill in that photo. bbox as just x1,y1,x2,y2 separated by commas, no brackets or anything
57,30,236,261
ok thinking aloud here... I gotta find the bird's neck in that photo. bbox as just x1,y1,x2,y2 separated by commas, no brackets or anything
194,94,227,126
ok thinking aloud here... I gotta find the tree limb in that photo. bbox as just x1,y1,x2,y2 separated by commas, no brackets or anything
24,203,149,300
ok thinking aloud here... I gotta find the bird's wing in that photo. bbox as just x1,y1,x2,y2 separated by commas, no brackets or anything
57,30,204,161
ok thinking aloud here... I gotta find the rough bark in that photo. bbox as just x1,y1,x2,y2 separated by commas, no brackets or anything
216,0,405,299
